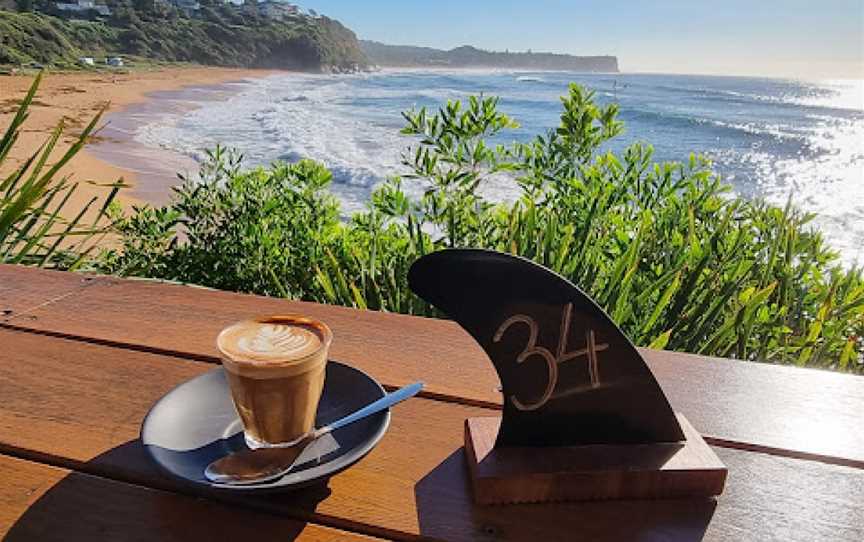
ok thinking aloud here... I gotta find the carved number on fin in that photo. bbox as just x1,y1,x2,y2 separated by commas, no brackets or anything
493,303,610,411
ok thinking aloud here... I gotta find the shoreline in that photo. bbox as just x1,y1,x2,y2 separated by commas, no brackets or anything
0,66,278,212
90,77,269,205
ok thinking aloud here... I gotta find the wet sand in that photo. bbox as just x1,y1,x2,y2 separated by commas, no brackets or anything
0,67,276,213
87,81,251,205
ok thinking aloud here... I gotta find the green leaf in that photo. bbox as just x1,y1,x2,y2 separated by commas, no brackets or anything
649,330,673,350
838,339,856,370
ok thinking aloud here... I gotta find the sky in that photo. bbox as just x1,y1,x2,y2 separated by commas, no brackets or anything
301,0,864,79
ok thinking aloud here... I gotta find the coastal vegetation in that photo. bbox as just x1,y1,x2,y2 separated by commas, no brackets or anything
0,4,366,71
4,75,862,373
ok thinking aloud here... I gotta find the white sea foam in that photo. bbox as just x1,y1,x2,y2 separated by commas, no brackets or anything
138,74,433,212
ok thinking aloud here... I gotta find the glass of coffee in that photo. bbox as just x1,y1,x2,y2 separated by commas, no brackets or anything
216,315,332,449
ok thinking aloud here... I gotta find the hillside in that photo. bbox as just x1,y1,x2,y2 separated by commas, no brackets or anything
361,41,618,72
0,6,368,72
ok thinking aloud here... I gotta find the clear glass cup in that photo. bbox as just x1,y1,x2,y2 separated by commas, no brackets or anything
216,315,332,449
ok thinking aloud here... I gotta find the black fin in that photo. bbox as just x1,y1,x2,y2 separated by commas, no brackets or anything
409,249,685,447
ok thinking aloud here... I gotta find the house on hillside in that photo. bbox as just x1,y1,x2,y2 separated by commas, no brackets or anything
171,0,200,14
258,0,299,20
55,0,111,16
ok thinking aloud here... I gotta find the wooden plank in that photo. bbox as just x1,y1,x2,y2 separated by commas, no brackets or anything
1,328,862,541
2,266,863,468
639,348,864,468
0,264,103,322
0,453,380,541
0,267,497,397
464,414,726,504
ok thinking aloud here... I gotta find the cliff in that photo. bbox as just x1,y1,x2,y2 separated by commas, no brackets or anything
0,8,368,72
361,41,618,72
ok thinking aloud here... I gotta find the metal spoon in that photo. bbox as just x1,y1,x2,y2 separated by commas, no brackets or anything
205,381,423,485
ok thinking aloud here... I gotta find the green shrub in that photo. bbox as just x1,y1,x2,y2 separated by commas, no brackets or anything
100,147,341,295
99,84,864,372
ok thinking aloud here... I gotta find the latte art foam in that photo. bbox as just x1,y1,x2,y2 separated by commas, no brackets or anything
217,316,330,366
237,324,320,357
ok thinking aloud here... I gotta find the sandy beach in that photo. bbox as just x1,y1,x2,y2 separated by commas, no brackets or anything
0,66,274,213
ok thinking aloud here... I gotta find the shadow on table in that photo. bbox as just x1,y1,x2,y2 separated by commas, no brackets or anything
4,440,333,542
414,448,717,542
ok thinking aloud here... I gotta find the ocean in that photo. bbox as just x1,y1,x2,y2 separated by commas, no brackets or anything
96,70,864,264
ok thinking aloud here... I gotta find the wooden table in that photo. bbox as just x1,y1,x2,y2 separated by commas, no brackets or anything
1,264,862,541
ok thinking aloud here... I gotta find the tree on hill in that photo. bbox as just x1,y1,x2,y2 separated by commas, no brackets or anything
132,0,155,14
13,0,51,11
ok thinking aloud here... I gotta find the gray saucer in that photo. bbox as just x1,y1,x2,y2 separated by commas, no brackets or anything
141,361,390,491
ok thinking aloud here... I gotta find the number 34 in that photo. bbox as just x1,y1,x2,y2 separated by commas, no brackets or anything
493,303,608,411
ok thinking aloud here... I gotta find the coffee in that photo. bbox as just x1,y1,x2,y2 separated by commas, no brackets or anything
217,315,332,448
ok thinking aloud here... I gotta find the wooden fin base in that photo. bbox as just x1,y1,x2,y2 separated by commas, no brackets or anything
464,413,727,505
